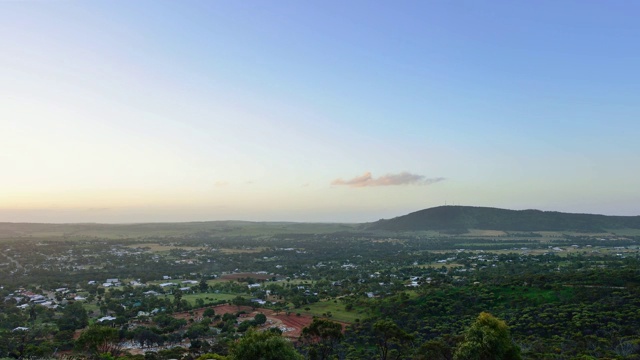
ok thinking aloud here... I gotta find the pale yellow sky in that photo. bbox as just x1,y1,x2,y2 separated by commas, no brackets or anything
1,1,639,222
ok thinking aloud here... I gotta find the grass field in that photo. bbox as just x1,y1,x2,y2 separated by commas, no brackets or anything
298,299,367,323
83,303,99,312
182,292,238,305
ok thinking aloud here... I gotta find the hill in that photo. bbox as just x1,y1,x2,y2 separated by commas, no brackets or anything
366,206,640,232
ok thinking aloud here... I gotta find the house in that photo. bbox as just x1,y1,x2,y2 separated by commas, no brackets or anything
97,316,117,323
251,298,266,305
29,294,46,302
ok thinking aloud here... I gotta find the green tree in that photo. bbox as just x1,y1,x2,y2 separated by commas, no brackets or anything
75,325,122,359
414,339,452,360
232,295,248,308
254,313,267,325
173,289,183,311
453,312,521,360
300,318,343,360
199,279,209,292
58,301,89,331
228,329,303,360
197,354,228,360
373,319,413,360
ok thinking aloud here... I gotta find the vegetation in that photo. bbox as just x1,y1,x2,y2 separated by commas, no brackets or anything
453,312,520,360
0,213,639,359
228,329,303,360
368,205,640,232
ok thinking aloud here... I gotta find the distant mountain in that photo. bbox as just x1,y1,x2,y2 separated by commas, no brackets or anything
366,206,640,232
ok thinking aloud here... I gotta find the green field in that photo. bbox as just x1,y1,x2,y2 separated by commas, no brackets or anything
298,299,367,323
182,292,238,306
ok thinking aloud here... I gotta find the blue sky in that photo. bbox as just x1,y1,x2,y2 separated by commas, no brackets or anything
1,1,639,223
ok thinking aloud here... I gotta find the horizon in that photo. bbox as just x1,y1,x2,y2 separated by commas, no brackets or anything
2,1,639,223
1,204,638,225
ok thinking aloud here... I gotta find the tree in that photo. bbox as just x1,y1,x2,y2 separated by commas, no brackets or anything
228,329,303,360
75,325,123,359
254,313,267,325
232,295,248,308
58,301,89,331
453,312,521,360
173,289,183,311
203,308,216,318
373,319,413,360
197,354,228,360
199,279,209,292
414,339,452,360
300,318,343,360
237,321,253,333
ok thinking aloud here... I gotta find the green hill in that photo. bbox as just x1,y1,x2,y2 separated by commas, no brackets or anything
366,206,640,232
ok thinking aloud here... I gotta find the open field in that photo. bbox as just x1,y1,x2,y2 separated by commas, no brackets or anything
298,299,366,323
182,292,238,305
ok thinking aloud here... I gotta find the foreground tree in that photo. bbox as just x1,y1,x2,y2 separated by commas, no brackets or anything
229,329,303,360
300,318,343,360
373,319,414,360
58,301,89,331
453,312,521,360
75,325,123,359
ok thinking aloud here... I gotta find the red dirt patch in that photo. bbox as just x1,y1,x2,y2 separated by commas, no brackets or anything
174,305,346,339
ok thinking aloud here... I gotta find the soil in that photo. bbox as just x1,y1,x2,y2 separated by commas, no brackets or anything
174,304,321,338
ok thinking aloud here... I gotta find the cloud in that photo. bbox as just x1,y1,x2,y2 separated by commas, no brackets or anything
214,181,229,187
331,172,445,188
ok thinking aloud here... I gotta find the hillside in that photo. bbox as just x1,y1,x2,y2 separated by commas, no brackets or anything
366,206,640,232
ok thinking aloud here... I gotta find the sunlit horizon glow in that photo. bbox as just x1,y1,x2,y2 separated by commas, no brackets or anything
2,1,639,223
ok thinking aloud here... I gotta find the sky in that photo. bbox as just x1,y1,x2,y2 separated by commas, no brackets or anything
1,1,639,223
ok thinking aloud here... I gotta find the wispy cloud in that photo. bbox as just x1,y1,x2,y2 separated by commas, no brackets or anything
331,172,445,188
